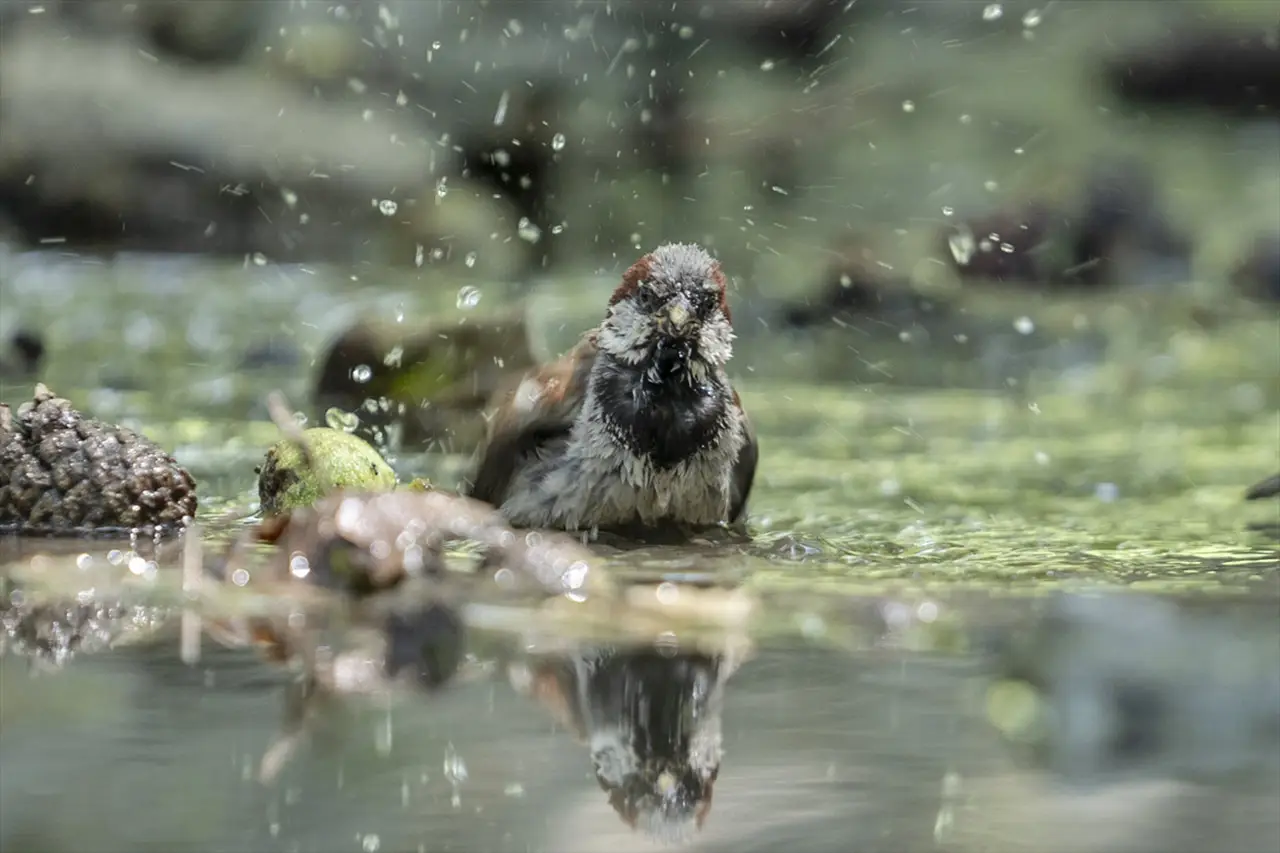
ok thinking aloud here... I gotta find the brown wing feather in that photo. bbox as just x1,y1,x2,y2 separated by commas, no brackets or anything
465,334,598,508
727,390,758,525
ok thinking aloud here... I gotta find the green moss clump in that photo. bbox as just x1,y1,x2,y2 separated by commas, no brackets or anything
256,428,396,515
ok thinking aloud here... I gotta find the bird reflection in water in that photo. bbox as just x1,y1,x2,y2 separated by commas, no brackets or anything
509,638,747,843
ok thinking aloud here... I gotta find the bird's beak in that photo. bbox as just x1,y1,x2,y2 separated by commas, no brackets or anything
658,300,693,336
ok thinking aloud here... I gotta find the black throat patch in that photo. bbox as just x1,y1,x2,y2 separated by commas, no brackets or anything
593,356,728,470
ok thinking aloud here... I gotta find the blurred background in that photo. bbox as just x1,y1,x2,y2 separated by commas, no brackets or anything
1,1,1278,852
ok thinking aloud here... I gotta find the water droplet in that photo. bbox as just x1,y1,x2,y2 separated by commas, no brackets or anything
413,244,424,267
984,179,999,192
325,407,361,432
948,228,976,264
289,553,311,578
1035,451,1050,466
456,286,481,309
431,40,441,50
378,199,398,216
551,132,566,151
383,345,404,367
516,218,542,243
251,252,268,266
394,304,406,323
464,251,477,268
982,4,1003,21
435,178,449,199
678,25,694,39
361,834,381,853
1094,482,1120,503
444,743,469,782
1022,8,1042,28
351,364,373,383
493,90,510,126
1013,316,1035,335
760,59,776,71
902,100,916,113
941,205,954,217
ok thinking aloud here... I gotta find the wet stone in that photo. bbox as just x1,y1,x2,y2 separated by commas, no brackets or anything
0,384,197,536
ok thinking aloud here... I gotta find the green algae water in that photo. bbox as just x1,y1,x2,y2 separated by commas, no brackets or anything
3,252,1275,588
1,251,1277,853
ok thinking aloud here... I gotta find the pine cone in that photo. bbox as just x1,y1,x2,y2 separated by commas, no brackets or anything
0,384,197,535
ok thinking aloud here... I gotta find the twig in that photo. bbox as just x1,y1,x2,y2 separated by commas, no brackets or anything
266,390,314,470
180,519,203,665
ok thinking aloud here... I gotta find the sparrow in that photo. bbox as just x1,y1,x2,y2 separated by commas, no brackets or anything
466,242,757,534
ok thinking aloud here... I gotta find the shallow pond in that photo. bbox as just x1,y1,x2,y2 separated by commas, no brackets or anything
1,250,1277,853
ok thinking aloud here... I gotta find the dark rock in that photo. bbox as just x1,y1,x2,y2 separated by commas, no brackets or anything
0,25,451,261
1245,473,1280,501
312,315,535,453
239,338,300,371
989,592,1280,784
456,81,566,269
939,202,1062,285
0,384,197,536
939,157,1192,289
135,0,265,66
1231,234,1280,302
0,328,45,379
1104,26,1280,116
780,237,951,329
1069,156,1194,287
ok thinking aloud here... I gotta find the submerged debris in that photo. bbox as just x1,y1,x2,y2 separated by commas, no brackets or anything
256,426,396,516
0,384,197,536
255,489,613,600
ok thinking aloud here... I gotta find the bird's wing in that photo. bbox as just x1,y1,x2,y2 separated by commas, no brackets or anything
465,334,598,508
727,390,758,525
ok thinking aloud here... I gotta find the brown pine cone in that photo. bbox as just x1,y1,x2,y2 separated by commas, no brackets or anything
0,384,197,535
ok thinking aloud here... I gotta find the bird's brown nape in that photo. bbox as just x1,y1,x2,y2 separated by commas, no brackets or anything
609,254,654,307
709,261,731,322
